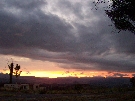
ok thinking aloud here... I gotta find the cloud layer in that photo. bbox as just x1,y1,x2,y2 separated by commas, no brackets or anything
0,0,135,73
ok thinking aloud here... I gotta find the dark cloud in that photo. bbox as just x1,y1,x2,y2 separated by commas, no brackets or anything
0,0,76,52
113,31,135,54
1,0,46,11
0,0,135,73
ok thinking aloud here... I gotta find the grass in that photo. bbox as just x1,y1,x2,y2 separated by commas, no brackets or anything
0,86,135,101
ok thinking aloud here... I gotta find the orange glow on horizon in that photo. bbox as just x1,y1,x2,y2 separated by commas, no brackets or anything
1,55,134,78
1,68,134,78
20,71,66,78
17,70,135,78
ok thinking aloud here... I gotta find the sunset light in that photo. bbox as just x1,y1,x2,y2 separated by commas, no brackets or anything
0,0,135,100
0,0,135,79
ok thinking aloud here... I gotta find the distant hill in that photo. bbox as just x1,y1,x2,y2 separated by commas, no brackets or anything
0,73,131,87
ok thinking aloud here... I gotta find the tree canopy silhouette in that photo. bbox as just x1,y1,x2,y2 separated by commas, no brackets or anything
94,0,135,33
130,77,135,87
8,62,22,84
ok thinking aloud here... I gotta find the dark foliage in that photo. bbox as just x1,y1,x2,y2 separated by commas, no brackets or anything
93,0,135,33
74,84,83,93
130,77,135,87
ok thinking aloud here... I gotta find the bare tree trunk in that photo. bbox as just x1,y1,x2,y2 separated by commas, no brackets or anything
9,73,12,84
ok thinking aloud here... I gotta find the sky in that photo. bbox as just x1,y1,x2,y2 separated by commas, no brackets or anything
0,0,135,78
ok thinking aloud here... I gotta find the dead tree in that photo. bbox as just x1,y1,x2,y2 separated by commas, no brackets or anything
8,62,22,84
8,62,14,84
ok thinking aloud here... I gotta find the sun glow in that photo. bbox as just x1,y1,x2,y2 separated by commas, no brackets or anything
20,71,66,78
18,70,134,78
2,70,134,78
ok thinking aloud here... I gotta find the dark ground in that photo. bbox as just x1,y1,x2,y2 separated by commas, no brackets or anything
0,89,135,101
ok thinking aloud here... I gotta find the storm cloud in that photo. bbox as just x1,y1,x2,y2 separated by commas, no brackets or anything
0,0,135,73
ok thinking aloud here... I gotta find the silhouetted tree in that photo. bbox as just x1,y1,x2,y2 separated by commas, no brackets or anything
14,64,22,83
8,62,14,84
130,77,135,87
8,62,22,84
93,0,135,33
